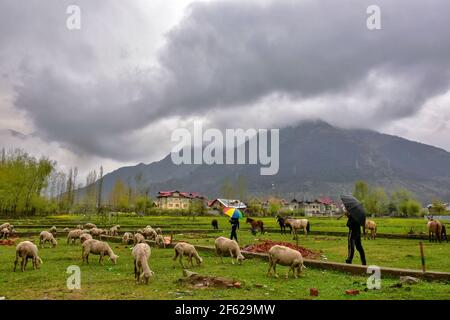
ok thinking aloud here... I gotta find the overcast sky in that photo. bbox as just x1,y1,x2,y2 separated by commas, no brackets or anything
1,0,450,181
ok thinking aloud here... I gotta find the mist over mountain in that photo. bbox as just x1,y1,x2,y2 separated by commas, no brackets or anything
81,121,450,203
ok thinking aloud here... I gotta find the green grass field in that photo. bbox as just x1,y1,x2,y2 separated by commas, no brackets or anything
0,215,449,300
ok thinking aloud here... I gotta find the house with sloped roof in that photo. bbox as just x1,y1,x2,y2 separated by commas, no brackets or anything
208,198,247,211
156,190,207,210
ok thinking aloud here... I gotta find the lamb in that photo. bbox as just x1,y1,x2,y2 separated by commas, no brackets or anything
132,243,154,284
109,225,120,236
142,227,157,240
214,236,245,265
67,229,83,245
39,231,57,248
82,239,119,265
49,226,57,236
173,242,203,268
122,232,133,244
267,245,306,279
155,234,166,248
80,233,93,243
155,228,162,235
14,241,43,272
134,233,146,245
84,223,97,229
0,227,10,239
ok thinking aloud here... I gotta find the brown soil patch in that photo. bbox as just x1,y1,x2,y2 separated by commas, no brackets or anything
242,240,320,259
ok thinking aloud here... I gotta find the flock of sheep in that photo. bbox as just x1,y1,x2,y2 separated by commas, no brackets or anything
1,221,308,284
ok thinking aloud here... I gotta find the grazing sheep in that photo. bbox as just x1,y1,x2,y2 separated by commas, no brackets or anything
63,227,70,232
90,227,107,237
76,224,83,230
214,236,245,265
173,242,203,268
122,232,133,244
0,222,12,230
132,243,154,284
145,225,152,229
142,227,157,240
82,239,119,265
67,229,83,245
81,229,91,234
155,234,166,248
134,233,146,245
80,233,93,243
39,231,57,248
49,226,57,236
84,223,97,229
267,245,306,279
14,241,43,272
155,227,162,235
109,225,120,236
0,227,10,239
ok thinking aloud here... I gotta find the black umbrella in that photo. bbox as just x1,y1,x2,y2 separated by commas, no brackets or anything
340,194,367,226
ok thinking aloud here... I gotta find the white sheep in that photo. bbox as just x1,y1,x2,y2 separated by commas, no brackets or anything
155,228,162,235
109,225,120,236
142,227,157,240
90,227,107,236
84,223,97,229
0,222,12,230
80,233,93,243
134,233,146,245
0,227,10,239
49,226,57,236
67,229,83,245
267,245,306,279
63,227,70,232
122,232,133,244
82,239,119,265
173,242,203,268
214,236,245,265
39,231,57,248
155,234,166,248
81,229,91,234
14,241,43,272
132,243,154,284
76,224,83,230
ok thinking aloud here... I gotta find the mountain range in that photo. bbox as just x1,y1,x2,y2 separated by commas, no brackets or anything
80,121,450,203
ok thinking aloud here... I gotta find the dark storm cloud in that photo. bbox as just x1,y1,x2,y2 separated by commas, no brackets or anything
2,0,450,161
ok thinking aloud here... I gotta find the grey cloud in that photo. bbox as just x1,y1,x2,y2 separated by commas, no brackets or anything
2,0,450,164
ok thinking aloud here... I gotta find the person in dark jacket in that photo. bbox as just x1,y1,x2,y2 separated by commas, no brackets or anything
345,211,367,265
230,218,240,242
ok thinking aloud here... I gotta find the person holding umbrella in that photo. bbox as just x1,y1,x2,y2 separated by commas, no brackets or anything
341,195,367,265
230,217,240,242
223,207,243,242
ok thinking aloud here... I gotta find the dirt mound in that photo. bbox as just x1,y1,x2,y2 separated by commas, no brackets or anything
242,240,320,259
0,238,17,246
